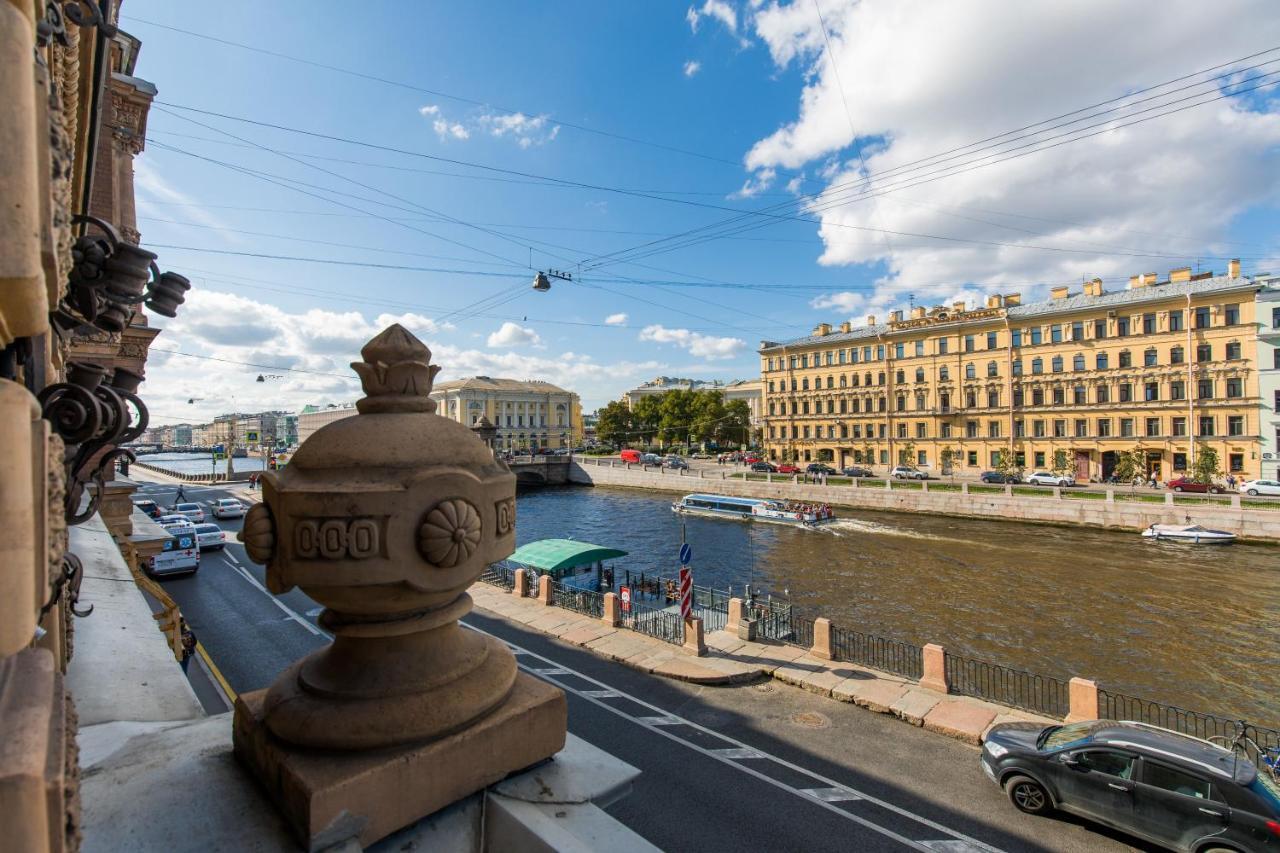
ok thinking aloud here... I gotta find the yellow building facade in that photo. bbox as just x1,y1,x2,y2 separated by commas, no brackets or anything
760,265,1262,482
430,376,583,450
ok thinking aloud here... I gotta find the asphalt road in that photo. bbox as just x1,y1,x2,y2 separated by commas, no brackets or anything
131,474,1151,853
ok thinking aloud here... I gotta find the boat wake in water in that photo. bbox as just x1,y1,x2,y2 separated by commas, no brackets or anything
817,518,968,543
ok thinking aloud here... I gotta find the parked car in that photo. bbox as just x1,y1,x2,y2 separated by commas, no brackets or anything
842,466,872,478
982,719,1280,852
980,471,1021,484
1167,477,1225,494
148,520,200,576
158,513,188,525
890,465,928,480
664,457,689,470
1026,471,1074,487
806,463,839,475
750,461,777,473
619,449,642,464
1239,479,1280,497
212,498,245,519
640,453,663,466
132,499,162,519
776,463,800,475
172,501,206,523
743,456,762,465
193,522,227,551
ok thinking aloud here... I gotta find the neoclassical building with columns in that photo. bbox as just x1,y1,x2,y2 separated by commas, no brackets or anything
430,376,583,451
760,263,1263,482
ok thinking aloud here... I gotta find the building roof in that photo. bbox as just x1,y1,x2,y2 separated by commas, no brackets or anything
432,376,575,396
761,274,1259,353
505,539,628,572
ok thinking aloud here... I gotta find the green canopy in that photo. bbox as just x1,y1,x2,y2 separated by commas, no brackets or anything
506,539,628,572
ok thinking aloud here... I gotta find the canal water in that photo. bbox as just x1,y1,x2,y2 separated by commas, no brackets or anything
139,451,268,473
515,484,1280,728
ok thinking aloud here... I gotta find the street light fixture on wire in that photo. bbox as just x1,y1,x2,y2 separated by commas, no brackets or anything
532,269,572,292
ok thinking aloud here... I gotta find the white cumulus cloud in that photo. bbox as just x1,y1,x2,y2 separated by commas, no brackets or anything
683,60,702,77
477,110,561,149
688,1,741,38
740,0,1280,308
486,321,544,348
604,313,629,326
639,325,746,360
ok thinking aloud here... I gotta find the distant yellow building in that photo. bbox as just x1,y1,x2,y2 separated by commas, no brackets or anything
760,263,1262,481
431,376,583,451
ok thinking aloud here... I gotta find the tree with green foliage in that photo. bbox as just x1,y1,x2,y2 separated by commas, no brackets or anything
861,441,875,469
897,440,916,467
1111,447,1146,489
722,398,752,448
1191,445,1221,485
1050,448,1072,478
630,395,662,446
995,445,1024,481
595,401,634,447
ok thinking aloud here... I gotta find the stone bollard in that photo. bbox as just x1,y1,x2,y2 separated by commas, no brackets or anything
919,643,948,694
683,616,706,656
1052,486,1061,499
726,597,745,633
601,592,620,627
811,617,833,660
1004,484,1013,497
232,324,566,849
1066,677,1100,722
961,482,969,495
1105,488,1115,503
884,478,892,490
1165,492,1174,505
537,573,553,605
921,480,929,493
513,567,529,598
1231,494,1241,509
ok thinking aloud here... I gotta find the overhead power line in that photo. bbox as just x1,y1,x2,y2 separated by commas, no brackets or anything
123,15,746,167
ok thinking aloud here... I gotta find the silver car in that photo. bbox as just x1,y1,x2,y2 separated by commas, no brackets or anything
212,498,245,519
1239,479,1280,497
193,523,227,551
1026,471,1074,487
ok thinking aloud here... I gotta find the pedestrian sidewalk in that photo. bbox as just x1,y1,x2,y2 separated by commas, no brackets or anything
470,582,1054,747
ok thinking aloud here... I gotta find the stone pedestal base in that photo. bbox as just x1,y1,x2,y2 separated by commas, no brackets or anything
0,649,73,853
96,477,139,538
233,672,566,851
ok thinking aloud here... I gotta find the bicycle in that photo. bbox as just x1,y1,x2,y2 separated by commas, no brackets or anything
1208,721,1280,781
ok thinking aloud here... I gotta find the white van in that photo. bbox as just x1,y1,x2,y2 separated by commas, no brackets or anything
149,520,200,576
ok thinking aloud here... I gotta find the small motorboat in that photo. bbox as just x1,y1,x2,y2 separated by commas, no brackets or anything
1141,523,1236,544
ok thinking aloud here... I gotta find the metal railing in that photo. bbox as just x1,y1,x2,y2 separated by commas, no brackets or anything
832,625,924,681
945,653,1068,717
479,562,515,591
622,600,684,645
1099,689,1280,769
552,581,604,618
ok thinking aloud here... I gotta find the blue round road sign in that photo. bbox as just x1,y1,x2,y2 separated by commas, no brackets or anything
679,543,692,565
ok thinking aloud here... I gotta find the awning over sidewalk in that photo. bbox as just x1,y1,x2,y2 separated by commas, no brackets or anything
507,539,628,572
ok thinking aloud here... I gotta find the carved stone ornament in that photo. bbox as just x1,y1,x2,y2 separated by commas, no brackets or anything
418,499,481,567
238,323,523,749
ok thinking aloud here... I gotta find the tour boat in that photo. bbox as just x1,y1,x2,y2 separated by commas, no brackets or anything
672,493,836,527
1140,523,1236,544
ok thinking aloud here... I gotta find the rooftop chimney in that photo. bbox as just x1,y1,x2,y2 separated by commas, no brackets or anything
839,321,852,333
910,306,926,319
952,301,966,313
1228,258,1241,279
1128,275,1140,289
865,314,877,326
1003,293,1021,306
1083,277,1104,297
1050,286,1070,300
1170,267,1191,283
985,294,1001,309
1141,272,1157,287
813,322,832,336
890,310,903,323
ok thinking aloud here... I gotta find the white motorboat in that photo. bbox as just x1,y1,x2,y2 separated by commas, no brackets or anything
672,493,836,527
1141,523,1236,544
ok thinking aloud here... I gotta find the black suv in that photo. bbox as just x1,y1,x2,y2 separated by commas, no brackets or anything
750,461,777,473
842,466,872,478
806,463,838,475
983,719,1280,851
979,470,1021,484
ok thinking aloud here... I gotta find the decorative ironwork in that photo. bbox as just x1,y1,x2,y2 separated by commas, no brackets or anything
37,1,118,48
53,215,189,335
39,360,148,524
621,600,683,645
1099,689,1280,770
829,625,925,681
40,553,92,619
944,653,1068,717
551,580,604,619
479,562,516,591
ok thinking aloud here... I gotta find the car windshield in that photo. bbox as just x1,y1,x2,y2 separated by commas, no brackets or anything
195,524,219,534
1038,721,1102,751
177,503,199,510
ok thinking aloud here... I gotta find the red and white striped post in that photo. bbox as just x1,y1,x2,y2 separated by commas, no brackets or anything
679,567,692,620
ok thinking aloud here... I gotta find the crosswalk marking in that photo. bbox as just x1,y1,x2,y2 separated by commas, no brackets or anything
708,747,765,759
802,787,862,803
637,715,683,726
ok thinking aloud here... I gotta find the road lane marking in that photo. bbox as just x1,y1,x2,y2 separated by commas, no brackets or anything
195,641,237,708
532,667,570,675
468,623,1006,853
580,689,621,698
708,747,766,759
219,554,322,636
803,787,863,803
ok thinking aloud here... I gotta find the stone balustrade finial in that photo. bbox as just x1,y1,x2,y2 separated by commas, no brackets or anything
351,323,442,414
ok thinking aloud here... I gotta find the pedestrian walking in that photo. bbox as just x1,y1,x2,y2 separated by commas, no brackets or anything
179,620,196,674
175,484,186,504
1227,473,1237,490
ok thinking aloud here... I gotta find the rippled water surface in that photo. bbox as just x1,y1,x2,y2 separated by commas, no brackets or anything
515,484,1280,728
140,451,267,473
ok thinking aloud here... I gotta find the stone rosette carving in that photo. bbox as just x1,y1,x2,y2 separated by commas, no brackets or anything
419,499,482,567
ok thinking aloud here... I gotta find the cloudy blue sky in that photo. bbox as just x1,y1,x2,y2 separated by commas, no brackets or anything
123,1,1280,423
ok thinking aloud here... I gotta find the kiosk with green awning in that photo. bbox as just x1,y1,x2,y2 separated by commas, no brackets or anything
505,538,628,592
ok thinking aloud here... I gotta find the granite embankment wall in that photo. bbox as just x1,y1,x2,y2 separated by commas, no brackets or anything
568,459,1280,542
132,461,255,483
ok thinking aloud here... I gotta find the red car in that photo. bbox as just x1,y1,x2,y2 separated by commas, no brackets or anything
776,463,800,474
1166,477,1225,494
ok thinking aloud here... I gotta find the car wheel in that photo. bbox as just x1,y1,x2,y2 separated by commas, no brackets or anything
1174,485,1184,492
1248,489,1259,496
1005,775,1052,816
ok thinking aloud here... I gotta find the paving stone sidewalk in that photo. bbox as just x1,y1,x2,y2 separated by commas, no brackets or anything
469,582,1055,746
